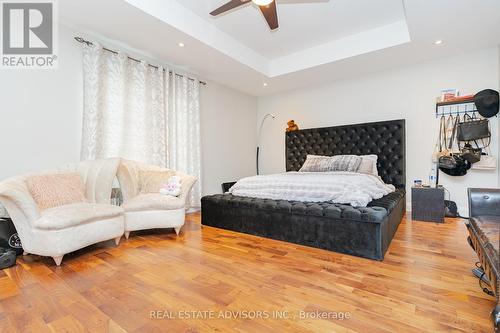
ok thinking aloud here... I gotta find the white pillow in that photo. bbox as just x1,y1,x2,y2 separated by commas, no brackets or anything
357,155,379,176
299,155,362,173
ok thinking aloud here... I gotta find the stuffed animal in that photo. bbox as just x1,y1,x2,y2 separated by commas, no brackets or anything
286,120,299,132
159,176,182,196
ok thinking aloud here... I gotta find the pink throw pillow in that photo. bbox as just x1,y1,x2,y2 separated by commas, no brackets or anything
26,173,88,211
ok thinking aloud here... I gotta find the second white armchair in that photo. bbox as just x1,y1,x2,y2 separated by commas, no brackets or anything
117,159,197,239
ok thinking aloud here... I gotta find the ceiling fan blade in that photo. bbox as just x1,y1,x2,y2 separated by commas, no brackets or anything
259,1,279,30
210,0,251,16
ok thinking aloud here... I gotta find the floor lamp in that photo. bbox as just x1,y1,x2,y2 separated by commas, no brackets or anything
256,113,276,175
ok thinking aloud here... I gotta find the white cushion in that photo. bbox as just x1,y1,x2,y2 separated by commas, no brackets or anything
358,155,379,176
34,203,123,230
124,209,185,232
122,193,184,212
299,155,362,172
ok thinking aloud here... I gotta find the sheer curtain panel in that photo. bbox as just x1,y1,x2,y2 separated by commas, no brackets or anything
81,42,201,207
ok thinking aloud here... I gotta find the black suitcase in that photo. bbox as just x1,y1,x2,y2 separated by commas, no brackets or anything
0,218,23,255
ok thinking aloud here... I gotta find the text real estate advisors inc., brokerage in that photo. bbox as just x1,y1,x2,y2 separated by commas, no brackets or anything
150,309,353,321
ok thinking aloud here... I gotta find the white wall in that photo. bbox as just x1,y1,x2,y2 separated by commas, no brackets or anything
200,82,257,195
0,24,258,197
257,48,500,214
0,26,83,178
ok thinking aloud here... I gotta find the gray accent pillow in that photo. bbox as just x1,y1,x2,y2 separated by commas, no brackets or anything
358,155,379,176
299,155,362,172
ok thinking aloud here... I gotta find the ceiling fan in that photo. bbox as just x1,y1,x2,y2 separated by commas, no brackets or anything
209,0,287,31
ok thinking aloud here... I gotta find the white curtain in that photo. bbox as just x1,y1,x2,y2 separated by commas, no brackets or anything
81,42,201,206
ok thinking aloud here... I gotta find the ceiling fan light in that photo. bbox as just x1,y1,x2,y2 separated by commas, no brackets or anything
252,0,273,6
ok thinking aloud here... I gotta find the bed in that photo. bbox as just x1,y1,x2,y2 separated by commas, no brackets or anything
201,119,406,260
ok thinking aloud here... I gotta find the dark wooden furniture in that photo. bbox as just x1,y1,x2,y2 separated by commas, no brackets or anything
202,119,406,260
411,186,444,223
221,182,237,193
466,188,500,331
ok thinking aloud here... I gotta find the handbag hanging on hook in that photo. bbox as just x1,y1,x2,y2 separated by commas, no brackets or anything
438,114,471,176
458,113,483,164
472,145,497,170
437,115,452,155
457,112,491,143
461,143,482,164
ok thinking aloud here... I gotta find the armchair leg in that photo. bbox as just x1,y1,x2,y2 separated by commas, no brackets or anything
114,236,121,246
174,227,181,236
53,256,63,266
124,231,130,239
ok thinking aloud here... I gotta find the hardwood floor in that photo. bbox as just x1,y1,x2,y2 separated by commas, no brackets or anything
0,213,495,332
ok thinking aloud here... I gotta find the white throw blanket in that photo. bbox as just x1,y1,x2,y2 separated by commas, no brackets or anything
229,172,395,207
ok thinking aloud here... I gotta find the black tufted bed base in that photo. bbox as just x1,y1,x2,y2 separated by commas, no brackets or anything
201,119,406,260
201,190,405,260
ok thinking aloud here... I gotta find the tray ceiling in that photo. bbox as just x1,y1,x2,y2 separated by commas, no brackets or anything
60,0,500,96
179,0,406,59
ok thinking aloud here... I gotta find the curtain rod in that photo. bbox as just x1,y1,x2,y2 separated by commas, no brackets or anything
74,37,207,86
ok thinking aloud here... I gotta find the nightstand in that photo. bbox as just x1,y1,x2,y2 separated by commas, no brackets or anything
411,187,445,223
221,182,237,193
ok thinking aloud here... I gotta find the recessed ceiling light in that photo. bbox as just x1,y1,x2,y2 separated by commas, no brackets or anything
178,42,185,47
263,82,268,87
434,40,443,45
252,0,274,6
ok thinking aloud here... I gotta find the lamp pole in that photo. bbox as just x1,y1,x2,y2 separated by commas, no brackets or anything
256,113,276,175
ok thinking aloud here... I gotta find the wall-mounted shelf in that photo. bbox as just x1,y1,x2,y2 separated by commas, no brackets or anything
436,96,474,107
435,96,477,118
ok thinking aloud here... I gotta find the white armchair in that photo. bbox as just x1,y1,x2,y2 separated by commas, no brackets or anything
117,159,197,239
0,158,125,266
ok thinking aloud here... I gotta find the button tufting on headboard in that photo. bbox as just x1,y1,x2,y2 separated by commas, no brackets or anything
285,119,406,188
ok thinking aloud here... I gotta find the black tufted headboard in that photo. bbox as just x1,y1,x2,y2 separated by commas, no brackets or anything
286,119,406,189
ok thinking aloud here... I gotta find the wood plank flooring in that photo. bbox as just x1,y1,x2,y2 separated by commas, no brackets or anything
0,213,495,332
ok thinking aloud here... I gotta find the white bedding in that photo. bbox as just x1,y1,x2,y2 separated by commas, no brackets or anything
229,172,395,207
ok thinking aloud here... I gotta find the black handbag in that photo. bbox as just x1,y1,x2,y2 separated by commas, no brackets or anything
0,218,23,255
439,154,471,176
0,248,16,269
457,114,490,142
438,155,457,169
461,143,482,164
444,200,459,218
